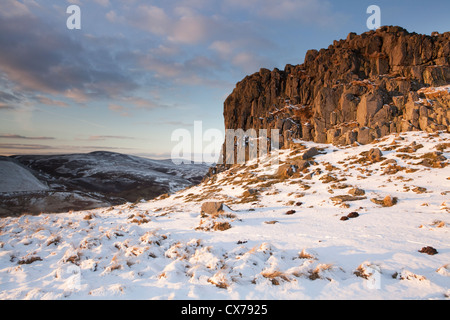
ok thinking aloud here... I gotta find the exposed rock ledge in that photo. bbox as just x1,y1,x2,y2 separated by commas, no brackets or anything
222,26,450,155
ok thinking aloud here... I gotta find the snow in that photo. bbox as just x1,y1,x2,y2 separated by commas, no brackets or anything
0,131,449,300
0,161,48,193
417,85,450,98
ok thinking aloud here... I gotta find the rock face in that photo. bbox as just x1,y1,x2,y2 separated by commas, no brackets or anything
223,26,450,154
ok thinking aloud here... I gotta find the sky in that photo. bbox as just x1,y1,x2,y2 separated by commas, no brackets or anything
0,0,449,160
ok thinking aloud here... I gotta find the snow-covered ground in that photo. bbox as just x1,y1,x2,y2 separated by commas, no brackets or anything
0,161,48,193
0,131,449,300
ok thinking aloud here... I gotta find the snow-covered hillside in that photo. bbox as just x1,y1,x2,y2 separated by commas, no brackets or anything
0,152,210,216
13,152,210,198
0,161,48,193
0,131,449,300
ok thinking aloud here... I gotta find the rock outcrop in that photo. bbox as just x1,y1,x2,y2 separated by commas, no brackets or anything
223,26,450,154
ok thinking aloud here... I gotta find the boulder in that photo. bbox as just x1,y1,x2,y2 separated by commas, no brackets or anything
290,159,310,171
201,202,224,216
302,147,319,160
368,148,383,162
419,246,438,255
347,212,360,219
348,188,365,196
276,164,297,179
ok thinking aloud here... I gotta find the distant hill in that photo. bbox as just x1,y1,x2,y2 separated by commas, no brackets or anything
0,151,210,216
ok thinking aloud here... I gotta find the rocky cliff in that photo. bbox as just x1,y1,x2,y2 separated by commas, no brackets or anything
223,26,450,152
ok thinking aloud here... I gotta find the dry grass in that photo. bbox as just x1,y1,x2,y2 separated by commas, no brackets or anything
354,263,371,279
83,213,95,221
435,143,450,152
299,249,315,260
213,222,232,232
128,213,150,225
208,272,230,289
18,255,42,265
196,209,236,232
431,220,446,228
46,235,61,247
260,270,291,285
354,262,381,280
392,270,426,281
412,186,427,194
308,264,333,280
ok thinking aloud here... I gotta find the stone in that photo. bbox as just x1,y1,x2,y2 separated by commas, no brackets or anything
357,127,374,145
290,160,310,171
276,164,297,179
419,246,438,255
349,188,365,196
368,148,383,162
347,212,360,218
201,202,224,216
242,188,258,197
302,147,319,160
330,195,367,203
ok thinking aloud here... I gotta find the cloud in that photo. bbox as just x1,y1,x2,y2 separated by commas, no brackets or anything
0,7,138,104
168,15,212,44
120,4,221,45
209,38,276,73
223,0,340,26
88,135,136,141
231,52,273,74
134,49,228,87
105,10,118,22
0,143,137,156
0,89,27,111
0,103,15,111
104,2,281,80
161,120,194,127
0,0,32,18
127,5,173,36
67,0,82,5
0,134,55,140
35,95,69,108
122,96,170,110
0,143,55,150
0,90,21,103
108,104,130,117
93,0,110,7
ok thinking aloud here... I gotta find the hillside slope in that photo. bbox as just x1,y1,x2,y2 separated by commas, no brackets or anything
0,160,48,193
0,131,448,300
